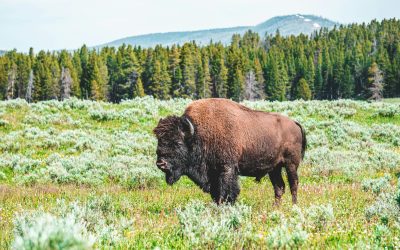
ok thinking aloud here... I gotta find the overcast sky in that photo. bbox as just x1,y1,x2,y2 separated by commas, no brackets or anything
0,0,399,52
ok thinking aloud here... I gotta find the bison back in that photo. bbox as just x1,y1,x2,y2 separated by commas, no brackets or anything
184,99,303,169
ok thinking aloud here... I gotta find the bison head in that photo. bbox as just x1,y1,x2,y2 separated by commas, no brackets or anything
153,116,194,185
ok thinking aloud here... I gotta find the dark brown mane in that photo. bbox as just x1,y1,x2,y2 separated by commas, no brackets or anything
153,116,180,138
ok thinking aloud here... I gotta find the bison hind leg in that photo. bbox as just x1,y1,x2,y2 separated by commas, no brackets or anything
268,165,285,206
285,162,299,204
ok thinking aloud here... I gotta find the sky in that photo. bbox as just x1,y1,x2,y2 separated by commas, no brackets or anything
0,0,399,52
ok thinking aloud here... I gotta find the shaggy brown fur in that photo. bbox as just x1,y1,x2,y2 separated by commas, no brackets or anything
154,98,306,205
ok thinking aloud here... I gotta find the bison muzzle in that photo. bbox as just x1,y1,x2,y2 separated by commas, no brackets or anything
153,98,306,205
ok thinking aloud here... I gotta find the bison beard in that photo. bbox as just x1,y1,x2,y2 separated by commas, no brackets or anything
153,98,306,205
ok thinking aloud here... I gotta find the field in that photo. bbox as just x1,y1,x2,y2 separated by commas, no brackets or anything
0,97,399,249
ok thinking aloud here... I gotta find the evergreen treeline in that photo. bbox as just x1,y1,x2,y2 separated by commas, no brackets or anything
1,19,400,102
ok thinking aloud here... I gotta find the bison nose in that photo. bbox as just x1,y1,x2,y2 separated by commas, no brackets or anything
156,159,168,170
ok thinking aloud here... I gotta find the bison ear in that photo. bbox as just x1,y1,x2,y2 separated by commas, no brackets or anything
180,117,194,138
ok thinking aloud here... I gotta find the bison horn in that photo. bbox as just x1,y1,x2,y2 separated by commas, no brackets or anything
185,118,194,136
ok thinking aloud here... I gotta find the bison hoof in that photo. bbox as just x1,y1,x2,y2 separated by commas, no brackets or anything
273,199,282,207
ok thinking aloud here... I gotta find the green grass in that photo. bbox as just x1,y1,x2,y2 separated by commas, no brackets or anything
383,98,400,103
0,178,378,249
349,108,400,126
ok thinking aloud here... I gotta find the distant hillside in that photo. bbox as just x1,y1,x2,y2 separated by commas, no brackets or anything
97,14,338,48
0,50,6,56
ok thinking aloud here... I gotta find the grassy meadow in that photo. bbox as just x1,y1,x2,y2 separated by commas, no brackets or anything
0,97,399,249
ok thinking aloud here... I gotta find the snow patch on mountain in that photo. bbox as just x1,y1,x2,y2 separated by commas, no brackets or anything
313,23,321,28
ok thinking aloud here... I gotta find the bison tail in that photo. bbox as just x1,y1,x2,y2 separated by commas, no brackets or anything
295,121,307,159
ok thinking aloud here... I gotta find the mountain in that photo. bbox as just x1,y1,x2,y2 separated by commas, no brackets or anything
0,50,6,56
96,14,338,48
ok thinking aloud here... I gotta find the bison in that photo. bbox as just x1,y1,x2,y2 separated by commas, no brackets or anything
153,98,306,205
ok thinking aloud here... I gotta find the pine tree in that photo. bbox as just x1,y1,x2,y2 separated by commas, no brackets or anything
180,43,196,98
194,51,205,99
209,44,228,98
353,43,367,98
15,54,31,98
227,39,245,101
79,45,90,99
33,51,52,101
49,55,61,99
296,78,312,100
0,57,8,100
229,66,245,101
150,60,171,99
104,49,120,102
392,43,400,96
306,54,315,94
133,77,145,97
169,45,183,97
72,51,82,98
199,52,212,98
89,53,108,101
321,44,331,99
314,49,323,99
108,45,139,102
142,48,154,95
264,48,288,101
340,65,354,98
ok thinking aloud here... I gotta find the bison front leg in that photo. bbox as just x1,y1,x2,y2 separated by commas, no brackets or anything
211,165,240,205
268,166,285,206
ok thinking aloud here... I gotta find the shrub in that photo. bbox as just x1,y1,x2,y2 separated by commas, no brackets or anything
88,107,118,121
12,212,95,250
373,105,399,117
362,174,391,195
365,186,400,226
1,98,28,109
176,200,252,248
12,196,133,249
61,196,133,246
371,124,400,146
265,204,334,248
305,204,334,231
265,207,308,249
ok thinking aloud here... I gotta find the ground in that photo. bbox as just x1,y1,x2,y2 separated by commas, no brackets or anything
0,97,399,249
